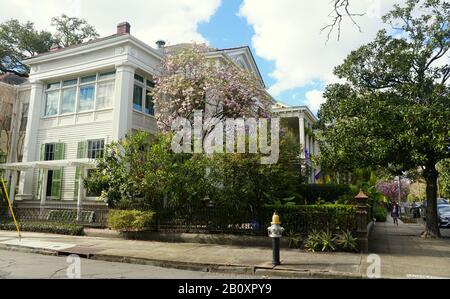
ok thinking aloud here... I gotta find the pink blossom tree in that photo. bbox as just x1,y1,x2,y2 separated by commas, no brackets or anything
151,44,272,133
376,178,411,202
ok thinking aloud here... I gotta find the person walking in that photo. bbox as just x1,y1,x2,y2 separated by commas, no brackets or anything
391,201,400,226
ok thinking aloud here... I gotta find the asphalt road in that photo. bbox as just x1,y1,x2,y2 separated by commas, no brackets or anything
0,250,276,279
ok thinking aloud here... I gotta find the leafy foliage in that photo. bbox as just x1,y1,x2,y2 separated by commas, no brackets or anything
0,19,53,76
373,206,388,222
297,184,352,204
304,230,322,252
0,221,84,236
51,14,99,48
336,230,358,252
107,210,155,232
317,0,450,237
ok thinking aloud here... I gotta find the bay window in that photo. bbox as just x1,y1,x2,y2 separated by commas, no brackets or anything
42,71,115,117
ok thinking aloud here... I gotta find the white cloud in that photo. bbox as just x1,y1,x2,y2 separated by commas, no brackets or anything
239,0,402,97
305,90,326,114
0,0,221,46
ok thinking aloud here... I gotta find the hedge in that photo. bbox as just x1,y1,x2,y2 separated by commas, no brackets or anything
0,221,84,236
297,184,352,204
263,204,357,235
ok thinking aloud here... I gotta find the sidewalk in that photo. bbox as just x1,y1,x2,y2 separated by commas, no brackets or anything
0,217,449,279
0,230,365,279
369,216,450,279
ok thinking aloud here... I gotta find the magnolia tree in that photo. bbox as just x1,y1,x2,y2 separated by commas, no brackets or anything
151,44,272,134
376,179,411,202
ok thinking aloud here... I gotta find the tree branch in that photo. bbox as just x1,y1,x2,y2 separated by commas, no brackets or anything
321,0,365,42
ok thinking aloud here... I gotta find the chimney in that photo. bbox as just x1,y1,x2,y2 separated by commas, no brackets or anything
155,40,166,49
117,22,131,34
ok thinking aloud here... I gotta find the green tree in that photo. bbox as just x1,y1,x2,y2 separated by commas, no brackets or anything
51,14,99,48
438,159,450,198
0,19,53,76
317,0,449,237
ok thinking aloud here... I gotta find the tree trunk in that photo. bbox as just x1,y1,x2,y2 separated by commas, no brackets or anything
423,162,441,238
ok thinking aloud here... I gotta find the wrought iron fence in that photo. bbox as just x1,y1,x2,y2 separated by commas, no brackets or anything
150,204,357,236
2,202,109,227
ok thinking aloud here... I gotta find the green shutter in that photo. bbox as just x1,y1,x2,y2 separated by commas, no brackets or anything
74,141,87,200
50,143,65,201
36,144,45,201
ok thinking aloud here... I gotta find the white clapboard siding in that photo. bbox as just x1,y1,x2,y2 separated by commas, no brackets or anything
33,119,113,201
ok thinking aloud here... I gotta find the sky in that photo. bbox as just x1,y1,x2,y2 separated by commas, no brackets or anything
0,0,405,114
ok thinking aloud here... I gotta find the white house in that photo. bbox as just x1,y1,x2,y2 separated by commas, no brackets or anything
0,22,319,211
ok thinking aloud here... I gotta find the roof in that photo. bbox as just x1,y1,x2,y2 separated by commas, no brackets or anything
0,73,28,85
23,33,128,61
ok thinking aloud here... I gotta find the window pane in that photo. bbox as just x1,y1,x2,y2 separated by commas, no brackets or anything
45,91,59,116
63,79,78,87
99,71,116,80
87,139,105,159
79,85,95,111
97,81,115,109
133,85,143,111
61,87,76,114
81,75,96,84
134,74,144,83
145,90,154,115
47,82,60,90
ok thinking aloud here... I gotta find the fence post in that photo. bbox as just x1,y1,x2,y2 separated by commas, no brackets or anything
355,190,369,253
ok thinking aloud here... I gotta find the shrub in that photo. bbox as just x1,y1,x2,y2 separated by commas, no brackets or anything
297,184,352,204
373,206,388,222
107,209,154,232
336,230,358,252
0,221,84,236
304,230,322,252
318,230,336,252
264,204,357,234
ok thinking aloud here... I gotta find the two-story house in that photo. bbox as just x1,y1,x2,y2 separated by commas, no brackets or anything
0,22,319,214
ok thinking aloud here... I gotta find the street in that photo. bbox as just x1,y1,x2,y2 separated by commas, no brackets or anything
0,250,277,279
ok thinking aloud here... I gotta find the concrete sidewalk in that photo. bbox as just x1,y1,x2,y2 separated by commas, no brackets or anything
369,216,450,279
0,217,449,279
0,230,365,279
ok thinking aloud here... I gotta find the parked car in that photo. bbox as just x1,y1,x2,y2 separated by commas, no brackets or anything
438,205,450,228
421,199,449,220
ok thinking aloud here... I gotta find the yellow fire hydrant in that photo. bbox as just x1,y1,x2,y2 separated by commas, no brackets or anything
267,212,284,266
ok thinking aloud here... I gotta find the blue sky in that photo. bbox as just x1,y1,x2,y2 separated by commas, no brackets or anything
1,0,401,114
198,0,313,107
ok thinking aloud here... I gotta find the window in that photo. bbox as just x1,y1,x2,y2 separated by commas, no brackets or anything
44,91,59,116
44,143,56,161
87,139,105,159
133,75,156,116
79,84,95,111
43,71,115,117
133,85,143,111
97,81,115,109
61,88,76,114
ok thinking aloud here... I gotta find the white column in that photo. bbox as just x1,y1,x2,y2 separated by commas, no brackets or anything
18,81,44,197
299,116,305,159
7,91,22,164
8,170,18,205
76,167,84,222
112,63,135,141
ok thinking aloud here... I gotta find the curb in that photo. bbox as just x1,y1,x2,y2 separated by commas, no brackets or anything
0,243,364,279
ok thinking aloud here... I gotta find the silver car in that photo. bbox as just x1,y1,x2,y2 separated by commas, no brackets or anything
438,205,450,228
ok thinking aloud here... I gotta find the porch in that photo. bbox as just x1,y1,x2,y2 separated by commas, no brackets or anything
0,159,107,225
